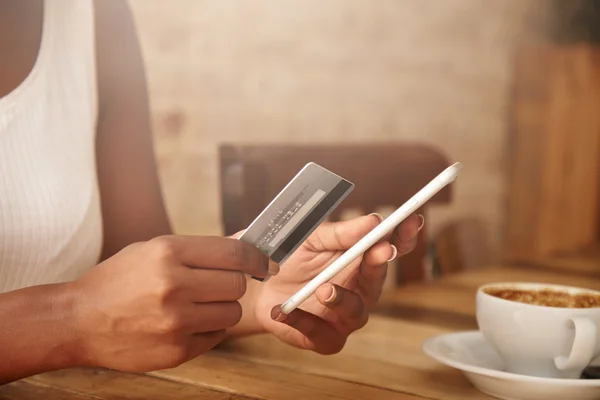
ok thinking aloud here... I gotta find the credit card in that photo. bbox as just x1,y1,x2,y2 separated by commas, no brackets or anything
239,162,354,281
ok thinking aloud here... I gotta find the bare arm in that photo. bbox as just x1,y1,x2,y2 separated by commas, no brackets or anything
0,283,85,384
0,0,173,384
95,0,172,259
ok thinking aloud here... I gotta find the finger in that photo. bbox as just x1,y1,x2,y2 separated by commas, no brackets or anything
178,269,247,303
392,214,423,256
270,305,347,355
150,235,269,278
183,301,243,333
188,330,227,358
315,284,369,332
331,240,393,287
329,240,393,288
228,233,279,275
219,231,280,276
228,230,246,239
370,212,394,244
356,242,395,303
268,259,280,276
306,214,382,252
363,241,396,267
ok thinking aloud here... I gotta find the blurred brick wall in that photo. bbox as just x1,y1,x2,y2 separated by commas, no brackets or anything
129,0,535,254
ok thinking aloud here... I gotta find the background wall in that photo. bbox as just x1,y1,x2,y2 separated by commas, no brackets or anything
128,0,536,255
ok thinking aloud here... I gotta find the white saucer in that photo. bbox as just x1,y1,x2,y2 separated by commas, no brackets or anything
422,331,600,400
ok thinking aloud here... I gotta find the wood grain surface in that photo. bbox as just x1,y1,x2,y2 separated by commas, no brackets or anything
5,262,599,400
505,44,600,261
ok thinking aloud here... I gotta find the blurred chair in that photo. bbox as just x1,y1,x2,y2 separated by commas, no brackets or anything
219,143,453,284
430,217,493,275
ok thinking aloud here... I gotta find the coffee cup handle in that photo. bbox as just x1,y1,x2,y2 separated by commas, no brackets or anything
554,317,597,371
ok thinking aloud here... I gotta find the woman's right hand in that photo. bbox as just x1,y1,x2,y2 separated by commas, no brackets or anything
69,235,269,372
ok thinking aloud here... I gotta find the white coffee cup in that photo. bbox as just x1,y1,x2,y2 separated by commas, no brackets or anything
476,282,600,379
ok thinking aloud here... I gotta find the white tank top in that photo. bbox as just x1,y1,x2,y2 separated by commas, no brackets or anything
0,0,102,293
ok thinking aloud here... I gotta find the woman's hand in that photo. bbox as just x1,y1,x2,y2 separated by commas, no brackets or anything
71,235,269,372
246,213,423,354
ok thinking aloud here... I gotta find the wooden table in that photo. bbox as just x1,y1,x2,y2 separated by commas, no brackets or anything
2,264,599,400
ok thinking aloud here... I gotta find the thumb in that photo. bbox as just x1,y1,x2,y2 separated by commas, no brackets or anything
305,215,381,251
228,229,246,239
228,230,280,276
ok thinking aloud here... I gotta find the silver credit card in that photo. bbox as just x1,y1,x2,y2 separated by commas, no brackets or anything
239,162,354,281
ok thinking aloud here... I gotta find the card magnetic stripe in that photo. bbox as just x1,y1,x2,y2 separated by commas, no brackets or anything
251,179,353,281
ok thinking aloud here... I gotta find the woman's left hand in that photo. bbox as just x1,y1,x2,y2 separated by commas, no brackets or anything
249,213,423,354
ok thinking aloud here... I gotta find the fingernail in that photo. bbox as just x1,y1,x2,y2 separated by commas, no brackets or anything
325,285,337,304
369,213,384,223
229,229,246,239
269,261,280,276
270,306,287,322
417,214,425,232
387,244,398,262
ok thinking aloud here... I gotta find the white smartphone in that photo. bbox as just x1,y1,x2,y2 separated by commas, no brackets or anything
280,162,463,315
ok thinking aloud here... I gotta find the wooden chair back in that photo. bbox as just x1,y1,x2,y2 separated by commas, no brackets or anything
431,217,493,275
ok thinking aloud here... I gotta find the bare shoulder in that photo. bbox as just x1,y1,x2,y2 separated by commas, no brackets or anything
94,0,145,113
94,0,138,54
